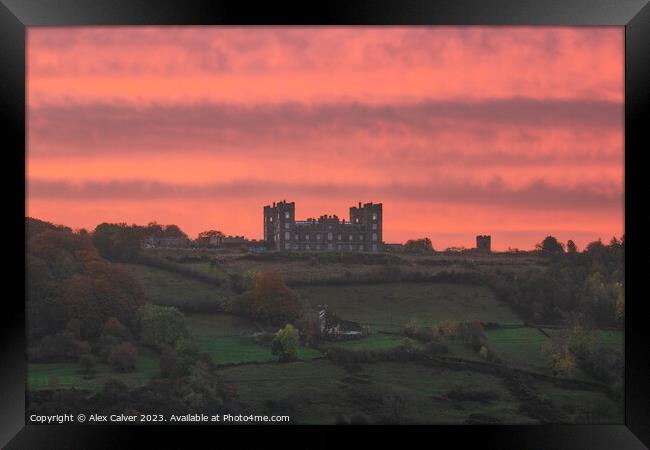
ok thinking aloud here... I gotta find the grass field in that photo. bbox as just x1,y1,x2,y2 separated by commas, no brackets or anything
120,263,232,312
530,379,623,423
485,327,550,372
28,347,160,391
297,282,522,331
319,334,416,351
185,313,323,365
219,359,531,424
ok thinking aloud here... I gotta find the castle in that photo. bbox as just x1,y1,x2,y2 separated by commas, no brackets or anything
263,200,383,252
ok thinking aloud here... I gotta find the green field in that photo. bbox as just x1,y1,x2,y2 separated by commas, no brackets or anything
320,334,416,351
219,359,531,424
28,347,160,391
485,327,550,372
121,263,232,312
297,282,522,331
185,313,323,365
530,379,623,424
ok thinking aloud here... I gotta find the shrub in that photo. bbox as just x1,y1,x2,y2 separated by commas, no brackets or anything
399,338,417,353
271,324,299,362
139,304,189,350
440,320,460,339
108,342,137,372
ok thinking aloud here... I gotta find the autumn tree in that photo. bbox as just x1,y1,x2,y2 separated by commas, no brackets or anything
251,272,305,325
108,342,138,372
27,223,144,341
271,324,299,362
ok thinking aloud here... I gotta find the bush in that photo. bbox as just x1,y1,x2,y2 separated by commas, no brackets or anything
271,324,299,362
139,304,189,350
440,320,460,339
107,342,137,372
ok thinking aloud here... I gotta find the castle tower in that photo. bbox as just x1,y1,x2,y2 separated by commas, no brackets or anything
349,202,383,252
263,200,295,250
476,235,491,252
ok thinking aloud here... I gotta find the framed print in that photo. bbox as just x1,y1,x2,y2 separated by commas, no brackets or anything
1,0,648,448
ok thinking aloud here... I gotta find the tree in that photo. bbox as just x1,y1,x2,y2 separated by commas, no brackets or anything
108,342,137,372
271,324,299,362
27,222,145,340
565,325,596,359
251,272,305,325
91,223,144,262
197,230,224,247
537,236,564,254
404,238,434,253
615,288,625,322
567,240,578,253
139,304,189,350
542,338,576,377
162,224,187,238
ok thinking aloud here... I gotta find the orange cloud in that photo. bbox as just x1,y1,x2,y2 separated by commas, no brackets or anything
26,26,624,250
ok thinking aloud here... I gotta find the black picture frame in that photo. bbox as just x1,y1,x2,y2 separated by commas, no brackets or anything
1,1,648,448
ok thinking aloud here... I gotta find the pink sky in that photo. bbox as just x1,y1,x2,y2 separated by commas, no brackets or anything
26,26,624,251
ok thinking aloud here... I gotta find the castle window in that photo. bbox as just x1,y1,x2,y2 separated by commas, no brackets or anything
306,244,310,250
349,235,353,241
285,211,290,219
349,244,353,250
316,234,321,240
372,213,378,221
338,234,342,240
328,232,333,240
372,224,377,230
285,232,290,240
372,233,377,241
295,235,299,240
372,244,378,251
306,234,310,240
359,234,364,240
270,217,273,222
